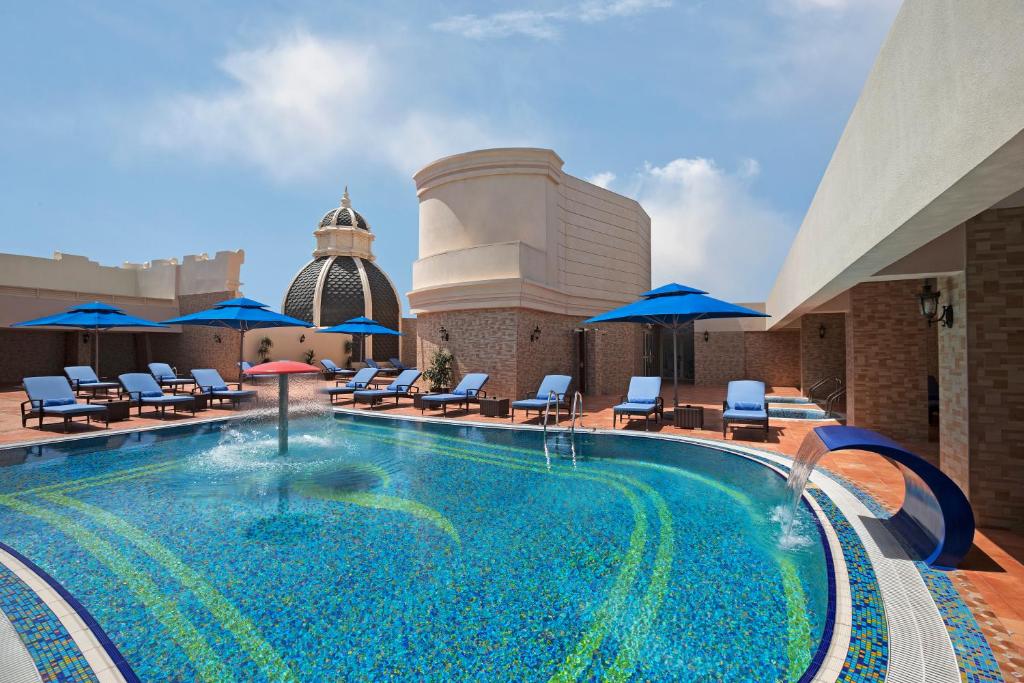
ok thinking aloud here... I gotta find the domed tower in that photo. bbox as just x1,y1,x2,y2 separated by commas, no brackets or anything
282,188,401,360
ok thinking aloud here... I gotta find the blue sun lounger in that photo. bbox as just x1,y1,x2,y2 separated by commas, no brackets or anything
320,367,378,405
320,358,354,380
612,377,664,430
366,359,398,375
511,375,572,422
191,368,257,409
389,357,409,371
722,380,769,441
353,369,422,408
420,373,489,416
148,362,195,394
21,376,109,431
119,373,196,418
63,365,120,397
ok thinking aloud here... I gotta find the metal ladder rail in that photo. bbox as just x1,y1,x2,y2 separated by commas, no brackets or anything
808,376,841,400
542,390,559,466
824,386,846,417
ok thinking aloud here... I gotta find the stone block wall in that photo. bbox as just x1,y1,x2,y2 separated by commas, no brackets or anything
938,271,969,495
695,330,799,389
846,280,931,444
744,331,801,388
0,329,70,384
400,317,417,369
415,308,642,399
417,309,520,398
588,323,644,397
149,291,241,380
962,207,1024,530
800,313,846,394
695,332,744,385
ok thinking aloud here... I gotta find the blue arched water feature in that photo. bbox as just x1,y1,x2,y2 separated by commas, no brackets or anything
786,425,975,569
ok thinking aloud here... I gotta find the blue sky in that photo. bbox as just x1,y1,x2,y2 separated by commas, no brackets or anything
0,0,900,311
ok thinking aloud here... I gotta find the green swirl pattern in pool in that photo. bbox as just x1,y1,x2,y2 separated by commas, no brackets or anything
0,415,830,681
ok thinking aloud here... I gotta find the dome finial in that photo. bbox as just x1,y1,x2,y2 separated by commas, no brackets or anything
341,185,351,208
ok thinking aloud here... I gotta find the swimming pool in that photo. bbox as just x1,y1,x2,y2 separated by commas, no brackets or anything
0,414,832,681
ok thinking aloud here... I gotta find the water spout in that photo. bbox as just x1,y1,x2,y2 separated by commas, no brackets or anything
784,425,976,569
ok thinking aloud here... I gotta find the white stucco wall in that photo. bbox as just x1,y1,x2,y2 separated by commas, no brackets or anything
767,0,1024,328
409,148,651,317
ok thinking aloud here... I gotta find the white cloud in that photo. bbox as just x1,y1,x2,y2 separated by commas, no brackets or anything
433,0,671,40
141,29,512,180
615,157,793,300
742,0,901,111
587,171,616,188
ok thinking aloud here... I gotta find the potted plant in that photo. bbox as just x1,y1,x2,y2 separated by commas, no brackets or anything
303,348,316,365
257,336,273,363
422,348,455,393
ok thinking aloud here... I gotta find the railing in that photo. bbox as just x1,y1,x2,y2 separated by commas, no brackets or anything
824,387,846,417
808,376,843,400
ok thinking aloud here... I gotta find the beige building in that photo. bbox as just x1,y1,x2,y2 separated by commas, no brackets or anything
409,148,651,399
0,250,244,384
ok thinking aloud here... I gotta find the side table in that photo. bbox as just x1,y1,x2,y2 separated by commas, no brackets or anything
94,399,131,422
674,404,704,429
478,397,510,418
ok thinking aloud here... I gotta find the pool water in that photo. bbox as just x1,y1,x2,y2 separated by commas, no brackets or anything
0,415,830,682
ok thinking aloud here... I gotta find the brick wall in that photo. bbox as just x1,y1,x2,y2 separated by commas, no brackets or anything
744,331,800,388
416,308,642,399
963,208,1024,530
588,323,643,397
695,332,744,385
938,271,969,495
0,330,69,384
800,313,846,394
400,317,417,369
149,291,241,381
846,280,931,443
417,309,519,397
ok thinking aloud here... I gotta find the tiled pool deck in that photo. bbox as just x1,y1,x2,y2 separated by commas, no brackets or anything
0,383,1019,681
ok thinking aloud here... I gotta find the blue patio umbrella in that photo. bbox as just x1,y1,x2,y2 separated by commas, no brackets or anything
162,297,312,381
317,316,402,363
584,283,769,409
12,300,166,375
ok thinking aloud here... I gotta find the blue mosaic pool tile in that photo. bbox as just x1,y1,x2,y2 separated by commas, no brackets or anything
807,490,888,682
0,547,97,682
815,467,1004,683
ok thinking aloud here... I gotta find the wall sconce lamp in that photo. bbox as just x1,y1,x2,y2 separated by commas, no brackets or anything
918,282,954,328
530,326,542,342
818,324,827,339
81,332,91,344
299,334,306,344
439,326,450,342
703,331,710,343
213,334,222,344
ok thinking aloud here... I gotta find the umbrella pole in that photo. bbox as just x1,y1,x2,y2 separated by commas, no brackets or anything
672,327,679,413
238,329,245,384
95,330,101,377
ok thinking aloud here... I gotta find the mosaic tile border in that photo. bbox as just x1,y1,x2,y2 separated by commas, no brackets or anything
814,467,1004,683
0,540,140,683
0,541,97,682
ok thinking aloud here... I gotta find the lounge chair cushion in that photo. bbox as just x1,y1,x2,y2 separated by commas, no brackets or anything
43,397,76,407
451,373,489,396
614,402,660,414
726,380,767,412
141,390,164,398
723,408,767,420
421,393,462,403
511,398,558,410
626,377,662,404
41,403,107,415
143,395,193,404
